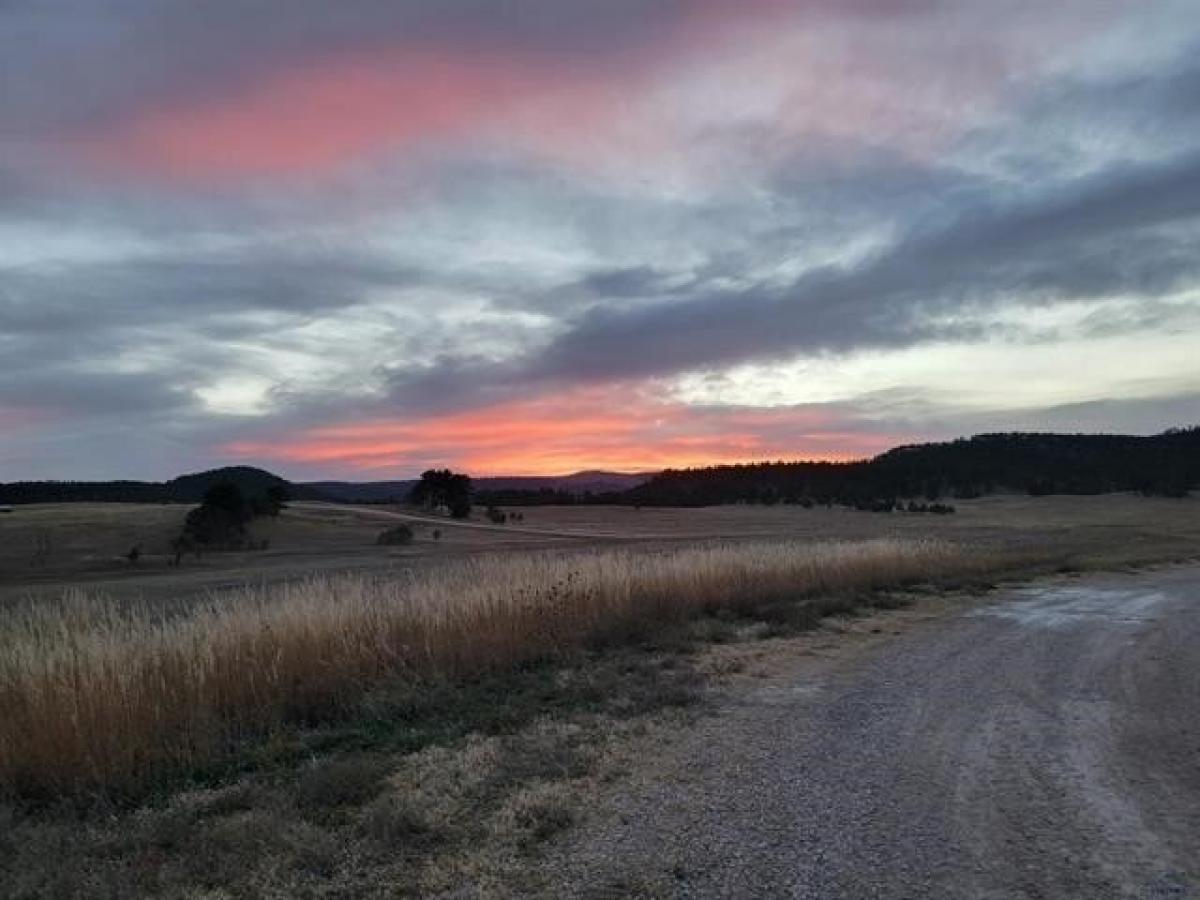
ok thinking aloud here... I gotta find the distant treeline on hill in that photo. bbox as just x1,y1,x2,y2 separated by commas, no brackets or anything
621,429,1200,507
2,429,1196,507
0,466,313,506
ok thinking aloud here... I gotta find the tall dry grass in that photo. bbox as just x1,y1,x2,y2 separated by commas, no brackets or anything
0,539,988,799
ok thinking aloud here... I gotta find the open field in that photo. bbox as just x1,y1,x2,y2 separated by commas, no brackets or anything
1,495,1198,897
3,494,1199,607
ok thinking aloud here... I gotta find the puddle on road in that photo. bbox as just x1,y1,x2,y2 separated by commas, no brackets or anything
973,585,1173,629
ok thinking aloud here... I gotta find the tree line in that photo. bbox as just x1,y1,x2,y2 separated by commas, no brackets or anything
620,429,1200,507
0,466,303,505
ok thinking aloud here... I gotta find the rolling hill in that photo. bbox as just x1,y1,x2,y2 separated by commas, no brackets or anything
2,430,1195,506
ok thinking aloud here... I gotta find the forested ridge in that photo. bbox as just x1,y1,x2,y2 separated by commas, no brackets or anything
2,429,1196,506
622,429,1200,507
0,466,309,505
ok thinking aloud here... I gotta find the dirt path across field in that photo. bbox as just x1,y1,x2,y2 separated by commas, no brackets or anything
545,565,1200,898
301,502,655,540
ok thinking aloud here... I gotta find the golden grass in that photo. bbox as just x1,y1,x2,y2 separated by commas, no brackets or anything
0,538,988,799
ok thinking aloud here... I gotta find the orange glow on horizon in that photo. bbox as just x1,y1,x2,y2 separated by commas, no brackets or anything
222,391,901,477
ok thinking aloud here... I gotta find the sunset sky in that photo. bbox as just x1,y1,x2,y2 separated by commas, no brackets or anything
3,1,1199,480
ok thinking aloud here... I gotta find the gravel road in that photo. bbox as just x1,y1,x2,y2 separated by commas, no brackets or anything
547,566,1200,898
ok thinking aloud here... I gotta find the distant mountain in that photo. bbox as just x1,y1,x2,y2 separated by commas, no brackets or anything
301,480,416,503
168,466,310,502
302,471,651,503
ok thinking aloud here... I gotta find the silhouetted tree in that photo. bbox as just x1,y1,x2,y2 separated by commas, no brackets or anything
202,481,252,525
176,481,257,552
409,469,472,519
252,483,289,517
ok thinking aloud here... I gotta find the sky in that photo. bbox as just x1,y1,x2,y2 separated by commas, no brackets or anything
2,1,1199,480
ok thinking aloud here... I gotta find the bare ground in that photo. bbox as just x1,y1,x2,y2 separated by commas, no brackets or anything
538,564,1200,899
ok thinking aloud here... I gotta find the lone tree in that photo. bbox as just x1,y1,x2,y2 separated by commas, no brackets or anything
202,481,252,523
253,483,289,517
409,469,472,519
178,481,254,550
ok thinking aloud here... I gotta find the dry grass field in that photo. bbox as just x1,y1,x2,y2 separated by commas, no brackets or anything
3,494,1198,607
1,538,989,799
1,494,1197,897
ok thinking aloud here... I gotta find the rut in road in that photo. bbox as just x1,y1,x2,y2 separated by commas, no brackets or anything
543,566,1200,899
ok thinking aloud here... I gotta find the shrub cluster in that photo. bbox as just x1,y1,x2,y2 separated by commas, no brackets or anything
376,524,414,546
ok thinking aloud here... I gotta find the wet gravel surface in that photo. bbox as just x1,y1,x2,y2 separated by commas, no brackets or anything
546,566,1200,898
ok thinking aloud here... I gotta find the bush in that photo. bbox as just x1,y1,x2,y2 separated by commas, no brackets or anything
376,525,414,546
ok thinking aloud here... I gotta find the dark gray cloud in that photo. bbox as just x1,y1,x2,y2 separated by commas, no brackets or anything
576,266,681,301
0,367,193,417
483,150,1200,390
0,251,417,336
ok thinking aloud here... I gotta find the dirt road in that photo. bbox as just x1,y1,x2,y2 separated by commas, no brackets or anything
308,502,653,540
549,566,1200,898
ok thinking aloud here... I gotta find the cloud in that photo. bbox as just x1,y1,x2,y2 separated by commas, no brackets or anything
4,1,794,177
3,1,1200,479
5,0,1126,184
1,250,418,336
429,149,1200,395
2,1,925,135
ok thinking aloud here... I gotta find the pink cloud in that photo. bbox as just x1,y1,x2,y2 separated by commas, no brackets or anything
82,50,541,179
72,2,803,182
